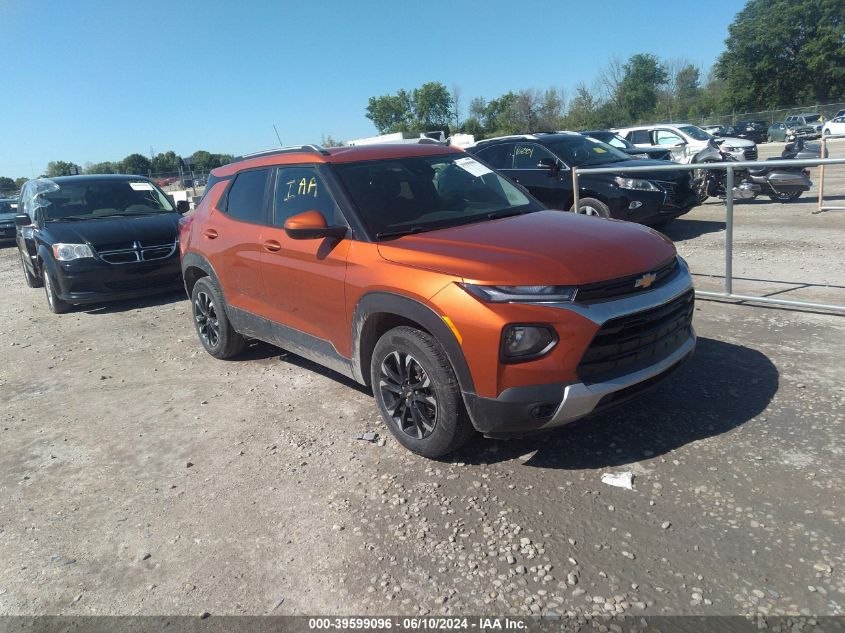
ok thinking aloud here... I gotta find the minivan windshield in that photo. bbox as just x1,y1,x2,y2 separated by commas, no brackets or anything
33,178,175,222
549,136,631,166
332,153,540,238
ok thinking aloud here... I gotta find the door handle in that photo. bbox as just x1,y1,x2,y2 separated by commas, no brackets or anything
263,240,282,252
203,228,218,239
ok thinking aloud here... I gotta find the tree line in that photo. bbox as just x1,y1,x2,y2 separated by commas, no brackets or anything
364,0,843,139
0,150,235,195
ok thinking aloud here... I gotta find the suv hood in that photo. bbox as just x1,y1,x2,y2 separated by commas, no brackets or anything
714,137,755,147
377,210,676,285
44,213,180,249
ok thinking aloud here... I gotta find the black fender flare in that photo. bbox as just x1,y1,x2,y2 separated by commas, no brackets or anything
36,244,57,280
181,252,223,298
351,292,477,400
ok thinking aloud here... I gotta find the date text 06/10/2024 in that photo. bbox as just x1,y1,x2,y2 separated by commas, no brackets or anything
307,617,527,630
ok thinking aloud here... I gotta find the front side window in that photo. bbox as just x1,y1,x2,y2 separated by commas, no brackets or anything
273,167,341,226
512,143,558,169
677,125,713,141
333,153,539,238
224,169,270,224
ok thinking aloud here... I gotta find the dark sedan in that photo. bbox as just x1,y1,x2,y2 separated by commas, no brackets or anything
15,175,189,313
581,130,672,161
467,133,698,227
0,197,18,242
732,120,769,144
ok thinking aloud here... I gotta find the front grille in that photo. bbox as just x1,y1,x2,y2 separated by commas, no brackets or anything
576,257,679,303
98,239,177,265
743,147,758,161
577,289,694,383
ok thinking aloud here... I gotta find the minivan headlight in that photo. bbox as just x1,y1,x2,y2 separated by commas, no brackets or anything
52,243,94,261
614,177,660,192
461,283,578,303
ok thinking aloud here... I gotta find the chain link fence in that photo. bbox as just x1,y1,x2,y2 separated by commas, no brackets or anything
696,101,845,127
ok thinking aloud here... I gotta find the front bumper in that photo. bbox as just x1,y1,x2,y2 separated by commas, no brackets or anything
52,253,183,304
464,260,696,435
0,222,16,241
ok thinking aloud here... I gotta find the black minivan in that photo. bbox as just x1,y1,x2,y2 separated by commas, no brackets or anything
15,175,188,313
466,133,697,226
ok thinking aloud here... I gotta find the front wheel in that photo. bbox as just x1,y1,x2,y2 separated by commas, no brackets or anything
371,326,474,458
767,190,803,203
190,277,246,359
20,249,42,288
570,197,610,218
43,270,70,314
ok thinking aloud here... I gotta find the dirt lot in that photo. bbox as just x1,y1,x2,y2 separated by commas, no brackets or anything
0,141,843,619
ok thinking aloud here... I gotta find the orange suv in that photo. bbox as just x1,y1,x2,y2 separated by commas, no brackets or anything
180,143,695,457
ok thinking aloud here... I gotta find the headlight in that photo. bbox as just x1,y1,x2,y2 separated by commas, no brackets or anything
460,283,578,303
614,176,660,192
501,325,558,362
52,243,94,261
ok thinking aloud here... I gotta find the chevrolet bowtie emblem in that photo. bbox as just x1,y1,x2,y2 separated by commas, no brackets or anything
635,272,657,289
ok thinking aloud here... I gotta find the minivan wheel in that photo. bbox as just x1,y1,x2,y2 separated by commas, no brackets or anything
571,197,610,218
43,271,69,314
371,326,474,458
20,250,42,288
190,276,246,359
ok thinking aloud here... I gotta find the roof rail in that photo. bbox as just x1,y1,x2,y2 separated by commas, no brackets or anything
473,134,540,145
234,144,330,162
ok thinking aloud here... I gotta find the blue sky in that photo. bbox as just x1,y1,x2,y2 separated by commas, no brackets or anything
0,0,746,178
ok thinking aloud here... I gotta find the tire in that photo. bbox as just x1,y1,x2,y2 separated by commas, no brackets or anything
43,269,70,314
370,326,474,458
571,197,610,218
20,249,42,288
190,276,246,359
767,190,803,203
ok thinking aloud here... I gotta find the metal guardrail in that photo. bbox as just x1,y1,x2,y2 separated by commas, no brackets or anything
572,156,845,313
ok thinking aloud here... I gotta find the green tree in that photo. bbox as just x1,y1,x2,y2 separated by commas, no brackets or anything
411,82,453,130
151,151,179,174
365,89,413,133
321,135,344,147
45,161,81,177
15,177,28,188
716,0,845,109
618,54,668,121
84,161,118,174
120,153,151,176
0,176,16,193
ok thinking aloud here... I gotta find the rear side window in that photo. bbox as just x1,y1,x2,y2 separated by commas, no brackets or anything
473,143,513,169
629,130,650,145
224,169,269,224
273,167,342,226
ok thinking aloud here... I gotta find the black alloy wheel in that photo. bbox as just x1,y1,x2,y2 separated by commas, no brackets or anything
194,290,220,349
379,350,438,440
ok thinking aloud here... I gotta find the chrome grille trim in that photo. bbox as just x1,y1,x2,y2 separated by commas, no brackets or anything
97,239,178,265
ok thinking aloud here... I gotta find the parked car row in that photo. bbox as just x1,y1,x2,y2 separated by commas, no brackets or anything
8,142,697,458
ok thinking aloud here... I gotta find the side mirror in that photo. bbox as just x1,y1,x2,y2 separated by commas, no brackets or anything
176,200,190,214
537,157,558,173
283,210,346,240
14,214,31,227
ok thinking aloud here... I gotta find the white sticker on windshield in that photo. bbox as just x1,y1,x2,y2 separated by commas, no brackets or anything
129,181,154,191
454,156,492,178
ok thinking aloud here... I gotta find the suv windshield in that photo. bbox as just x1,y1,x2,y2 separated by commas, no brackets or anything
677,125,713,141
34,179,175,222
332,153,539,238
549,136,630,166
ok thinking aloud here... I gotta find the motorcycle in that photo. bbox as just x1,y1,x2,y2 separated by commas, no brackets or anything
693,139,812,203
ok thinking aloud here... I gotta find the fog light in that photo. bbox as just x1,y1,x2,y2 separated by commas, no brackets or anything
501,325,557,362
629,201,643,210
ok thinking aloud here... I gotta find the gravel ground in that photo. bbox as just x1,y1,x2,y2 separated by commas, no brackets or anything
0,141,843,618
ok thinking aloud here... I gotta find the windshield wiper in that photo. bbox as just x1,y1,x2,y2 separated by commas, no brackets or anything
48,215,99,222
486,208,525,220
376,227,432,239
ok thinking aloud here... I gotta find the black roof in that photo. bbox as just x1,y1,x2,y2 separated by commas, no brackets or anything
33,174,153,185
474,133,582,147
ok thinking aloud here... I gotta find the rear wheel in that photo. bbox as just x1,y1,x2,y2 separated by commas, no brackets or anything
767,190,803,203
43,270,70,314
371,326,474,458
190,276,246,359
20,249,41,288
571,197,610,218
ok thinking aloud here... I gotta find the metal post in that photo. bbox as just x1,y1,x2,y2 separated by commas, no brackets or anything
572,168,580,212
725,165,734,295
817,135,826,213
